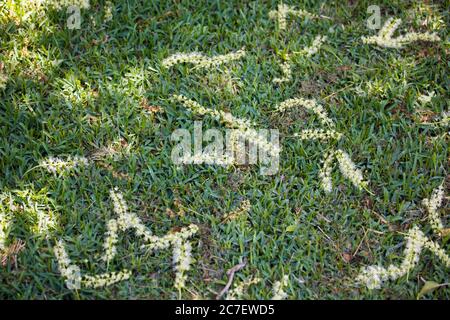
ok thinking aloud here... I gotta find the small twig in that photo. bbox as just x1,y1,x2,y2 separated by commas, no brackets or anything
216,260,247,300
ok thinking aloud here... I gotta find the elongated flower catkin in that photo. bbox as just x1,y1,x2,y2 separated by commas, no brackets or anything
226,276,261,300
295,129,342,141
357,226,450,289
335,150,366,190
362,17,440,48
274,97,335,127
173,239,193,291
422,183,446,235
172,95,281,159
269,4,319,30
271,275,289,300
39,156,89,174
319,152,334,193
273,60,292,84
162,49,245,69
295,35,327,57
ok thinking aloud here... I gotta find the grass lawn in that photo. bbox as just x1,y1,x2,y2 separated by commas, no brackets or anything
0,0,448,299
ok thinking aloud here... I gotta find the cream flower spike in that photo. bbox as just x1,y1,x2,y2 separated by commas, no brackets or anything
422,183,447,236
39,156,89,175
356,226,450,290
56,189,199,290
273,35,326,84
362,17,440,48
274,97,335,127
172,95,281,160
357,186,450,290
271,275,289,300
162,48,245,69
226,276,261,300
54,240,131,290
173,239,193,291
294,35,327,57
273,61,292,84
318,149,367,193
269,3,325,31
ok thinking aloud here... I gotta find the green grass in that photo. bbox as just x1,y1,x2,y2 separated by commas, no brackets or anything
0,0,448,299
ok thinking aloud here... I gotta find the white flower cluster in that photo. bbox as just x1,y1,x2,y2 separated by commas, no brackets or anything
103,1,113,22
417,91,436,105
0,192,57,250
226,276,261,300
54,240,82,290
162,49,245,69
106,189,199,289
172,94,253,130
54,240,131,290
335,150,367,190
273,61,292,84
102,219,119,263
271,275,289,300
173,95,280,160
39,156,89,175
318,149,367,193
269,4,318,30
178,153,235,167
173,239,193,291
45,0,90,10
362,17,440,49
109,188,199,253
82,270,131,289
319,151,334,193
422,184,445,235
294,128,342,141
295,35,327,57
274,97,335,127
29,200,57,236
357,226,450,289
273,35,326,84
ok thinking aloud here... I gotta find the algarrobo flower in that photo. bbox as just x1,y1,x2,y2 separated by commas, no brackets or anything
172,95,281,159
274,97,335,127
294,35,327,57
356,226,450,290
319,151,334,193
294,128,342,141
269,4,320,31
0,211,10,251
335,149,367,191
271,275,289,300
422,183,446,235
162,49,245,69
226,276,261,300
107,188,199,261
317,150,367,193
39,156,89,174
173,239,193,291
172,94,253,130
273,61,292,84
54,239,131,290
273,35,326,84
362,17,440,48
